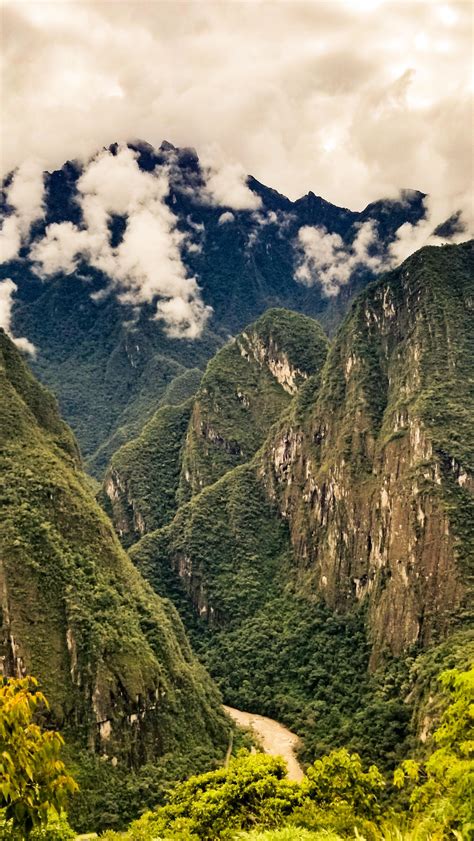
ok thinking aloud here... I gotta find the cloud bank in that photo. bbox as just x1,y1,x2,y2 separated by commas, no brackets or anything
30,146,212,338
0,278,36,354
199,147,262,211
2,0,472,218
295,221,383,296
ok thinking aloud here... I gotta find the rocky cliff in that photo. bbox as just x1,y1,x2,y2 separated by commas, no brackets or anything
128,242,473,766
0,330,228,770
177,308,329,502
104,308,329,536
263,242,473,662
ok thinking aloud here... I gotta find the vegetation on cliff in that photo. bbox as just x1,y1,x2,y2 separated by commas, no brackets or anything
128,243,473,775
97,664,473,839
0,331,229,830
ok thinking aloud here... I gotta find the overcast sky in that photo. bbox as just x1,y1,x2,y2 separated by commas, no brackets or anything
2,0,472,211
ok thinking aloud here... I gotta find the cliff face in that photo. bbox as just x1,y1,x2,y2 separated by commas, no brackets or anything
0,331,227,767
130,243,473,667
262,242,473,661
103,400,194,545
104,308,329,529
178,309,329,502
127,242,473,766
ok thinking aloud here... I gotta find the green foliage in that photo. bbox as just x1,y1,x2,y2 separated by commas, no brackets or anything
0,809,75,841
100,752,302,840
303,748,385,819
105,399,194,544
0,676,77,837
232,831,345,841
66,746,231,833
95,749,388,840
394,666,474,837
0,332,229,828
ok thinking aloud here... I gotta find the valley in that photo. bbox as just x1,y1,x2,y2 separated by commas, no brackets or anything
0,141,472,840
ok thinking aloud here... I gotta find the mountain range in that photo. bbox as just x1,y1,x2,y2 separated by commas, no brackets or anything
1,140,425,474
0,140,472,832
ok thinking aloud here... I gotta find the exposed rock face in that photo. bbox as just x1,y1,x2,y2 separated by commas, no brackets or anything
104,468,147,539
262,242,473,661
178,308,329,502
237,332,307,395
131,243,473,673
103,400,194,545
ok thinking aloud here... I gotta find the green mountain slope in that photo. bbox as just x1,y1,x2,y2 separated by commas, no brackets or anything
104,309,329,538
128,241,473,768
178,308,330,502
0,329,228,783
104,399,194,545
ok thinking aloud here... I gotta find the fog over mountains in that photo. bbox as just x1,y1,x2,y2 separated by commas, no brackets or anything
1,139,443,468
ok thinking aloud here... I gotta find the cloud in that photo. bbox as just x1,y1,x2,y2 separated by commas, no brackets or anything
199,146,262,211
0,160,45,262
30,146,212,338
295,221,383,296
0,278,36,354
389,191,473,264
218,211,235,225
1,0,472,221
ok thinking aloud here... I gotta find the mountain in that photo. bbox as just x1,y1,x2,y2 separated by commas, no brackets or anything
0,329,228,825
103,308,330,546
112,241,473,767
1,140,425,474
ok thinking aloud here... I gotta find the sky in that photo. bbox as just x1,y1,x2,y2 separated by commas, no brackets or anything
2,0,473,209
0,0,472,342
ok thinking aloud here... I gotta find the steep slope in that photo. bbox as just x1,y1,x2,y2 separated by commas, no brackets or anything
0,330,228,774
178,308,330,501
263,241,473,661
1,140,425,470
103,309,329,543
129,241,473,767
104,399,194,545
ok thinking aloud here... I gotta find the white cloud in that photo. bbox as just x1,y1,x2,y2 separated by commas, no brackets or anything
295,221,383,296
199,146,262,211
1,0,472,219
0,160,45,262
389,191,473,264
30,146,212,338
0,278,36,354
218,211,235,225
0,216,22,263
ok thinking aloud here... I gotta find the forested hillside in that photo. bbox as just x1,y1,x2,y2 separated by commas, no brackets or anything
0,330,229,829
116,242,474,771
0,141,425,473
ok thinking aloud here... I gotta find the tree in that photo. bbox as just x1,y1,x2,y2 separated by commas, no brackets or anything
303,747,385,819
125,751,302,840
393,666,474,836
0,676,78,837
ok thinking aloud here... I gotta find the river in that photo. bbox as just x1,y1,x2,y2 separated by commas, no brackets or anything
223,705,304,782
